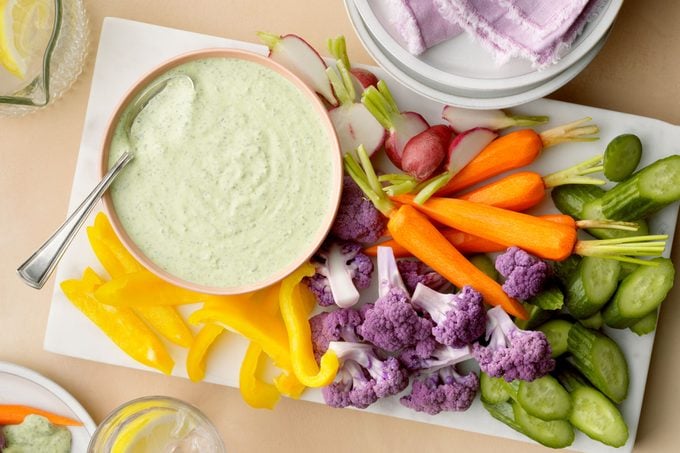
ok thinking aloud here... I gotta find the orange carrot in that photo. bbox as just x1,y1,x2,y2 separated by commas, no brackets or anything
364,230,505,257
345,146,528,319
436,118,599,196
389,205,527,318
395,194,578,261
0,405,83,426
456,155,606,211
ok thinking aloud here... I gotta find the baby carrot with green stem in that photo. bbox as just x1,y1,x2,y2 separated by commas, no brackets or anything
394,195,667,265
458,154,606,211
436,118,600,196
345,145,528,319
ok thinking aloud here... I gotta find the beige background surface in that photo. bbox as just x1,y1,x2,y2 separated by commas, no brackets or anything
1,1,679,452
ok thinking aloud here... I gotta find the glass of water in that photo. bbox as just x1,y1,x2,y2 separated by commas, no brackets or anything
0,0,88,116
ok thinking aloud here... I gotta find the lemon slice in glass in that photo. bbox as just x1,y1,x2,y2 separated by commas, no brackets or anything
0,0,53,79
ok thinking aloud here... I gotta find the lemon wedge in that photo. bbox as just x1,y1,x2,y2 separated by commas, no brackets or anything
0,0,52,79
111,409,180,453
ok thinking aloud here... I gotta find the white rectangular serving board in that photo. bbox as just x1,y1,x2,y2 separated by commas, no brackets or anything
44,17,680,453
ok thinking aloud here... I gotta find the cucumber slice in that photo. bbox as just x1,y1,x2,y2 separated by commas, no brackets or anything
529,284,564,311
566,257,620,319
482,401,523,434
581,199,650,239
512,401,575,449
567,324,629,403
514,303,551,330
550,255,582,287
480,372,510,404
469,254,498,281
603,134,642,182
551,184,605,218
612,257,674,318
578,311,603,330
629,309,658,336
570,386,629,447
600,155,680,220
517,375,572,421
537,319,572,358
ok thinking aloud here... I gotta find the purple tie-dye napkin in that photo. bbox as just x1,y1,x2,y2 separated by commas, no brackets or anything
382,0,607,67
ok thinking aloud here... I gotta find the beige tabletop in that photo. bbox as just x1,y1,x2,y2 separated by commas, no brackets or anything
2,1,680,452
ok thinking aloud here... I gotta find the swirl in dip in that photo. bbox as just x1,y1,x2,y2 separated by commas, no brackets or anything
107,56,338,290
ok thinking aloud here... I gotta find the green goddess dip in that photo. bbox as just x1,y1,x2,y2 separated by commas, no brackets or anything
2,414,71,453
108,57,336,288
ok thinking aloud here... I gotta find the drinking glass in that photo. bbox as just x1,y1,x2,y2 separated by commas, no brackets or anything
0,0,88,116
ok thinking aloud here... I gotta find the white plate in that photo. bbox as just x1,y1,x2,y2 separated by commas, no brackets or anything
347,0,609,109
0,361,97,451
354,0,622,93
44,18,680,453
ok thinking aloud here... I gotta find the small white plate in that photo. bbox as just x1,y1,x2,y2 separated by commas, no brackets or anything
354,0,622,94
346,0,609,109
0,361,96,451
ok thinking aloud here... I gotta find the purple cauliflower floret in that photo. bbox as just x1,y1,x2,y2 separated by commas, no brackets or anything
310,307,365,361
361,286,434,353
412,284,486,348
331,176,388,244
473,306,555,382
305,241,374,307
400,366,480,415
495,246,550,300
359,246,434,352
322,341,409,409
396,260,448,294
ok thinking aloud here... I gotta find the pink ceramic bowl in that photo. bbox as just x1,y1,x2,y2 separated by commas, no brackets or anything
100,48,342,295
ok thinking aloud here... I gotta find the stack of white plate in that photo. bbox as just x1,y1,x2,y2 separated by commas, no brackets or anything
345,0,623,109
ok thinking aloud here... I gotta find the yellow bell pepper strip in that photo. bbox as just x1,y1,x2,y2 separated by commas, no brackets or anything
186,323,225,382
273,371,306,399
188,295,292,370
87,213,194,347
94,270,210,306
279,263,339,388
239,342,281,409
60,268,174,375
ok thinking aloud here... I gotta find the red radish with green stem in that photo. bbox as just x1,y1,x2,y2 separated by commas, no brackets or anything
436,117,600,196
326,61,385,155
327,36,378,93
442,105,549,133
362,80,429,169
394,194,667,265
344,145,528,319
257,32,337,106
459,154,606,211
400,124,453,181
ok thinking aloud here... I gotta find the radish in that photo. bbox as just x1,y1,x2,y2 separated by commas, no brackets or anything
326,61,385,156
257,32,337,106
401,125,453,181
362,80,429,169
327,36,378,95
442,105,549,133
444,128,498,174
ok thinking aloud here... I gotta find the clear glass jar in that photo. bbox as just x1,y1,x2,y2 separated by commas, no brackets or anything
88,396,226,453
0,0,88,116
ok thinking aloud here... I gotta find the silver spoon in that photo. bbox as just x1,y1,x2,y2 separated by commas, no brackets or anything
17,74,194,289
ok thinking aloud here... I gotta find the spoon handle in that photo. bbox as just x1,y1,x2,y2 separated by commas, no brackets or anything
17,152,134,289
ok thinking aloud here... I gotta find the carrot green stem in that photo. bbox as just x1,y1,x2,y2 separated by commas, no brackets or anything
542,154,605,187
574,219,639,231
540,117,600,148
344,147,395,216
573,234,668,264
414,171,453,205
384,180,418,196
379,173,416,183
509,114,550,127
327,36,351,69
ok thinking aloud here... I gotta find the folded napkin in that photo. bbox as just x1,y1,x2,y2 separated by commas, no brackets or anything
384,0,464,55
383,0,607,67
437,0,606,66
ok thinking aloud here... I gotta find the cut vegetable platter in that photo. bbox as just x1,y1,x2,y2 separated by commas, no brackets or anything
44,17,680,453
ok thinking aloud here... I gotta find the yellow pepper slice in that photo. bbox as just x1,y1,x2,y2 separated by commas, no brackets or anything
239,342,281,409
61,268,174,375
87,213,193,348
94,271,209,306
273,371,306,399
186,323,225,382
279,263,339,388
